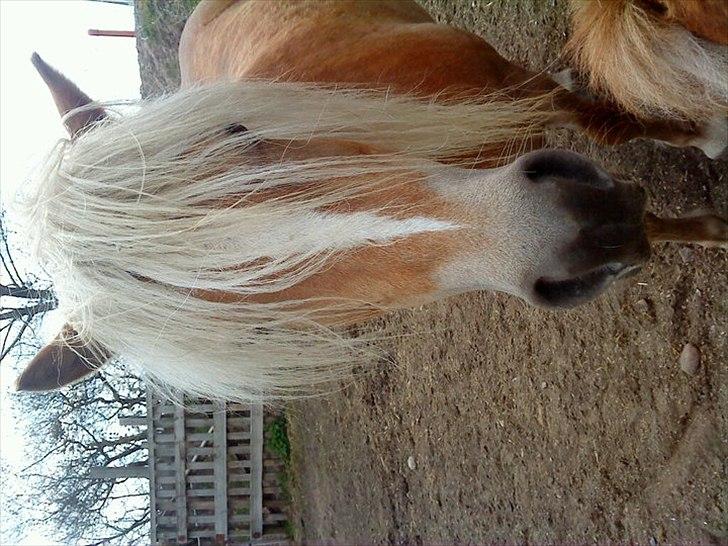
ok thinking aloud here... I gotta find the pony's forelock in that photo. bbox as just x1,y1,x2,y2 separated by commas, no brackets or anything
21,80,554,402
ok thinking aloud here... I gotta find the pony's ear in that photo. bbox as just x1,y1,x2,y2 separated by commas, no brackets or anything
16,325,108,392
31,52,107,138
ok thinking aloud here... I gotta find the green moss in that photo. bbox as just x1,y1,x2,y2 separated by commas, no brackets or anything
264,415,297,538
181,0,202,13
265,415,291,464
283,520,296,540
136,0,200,41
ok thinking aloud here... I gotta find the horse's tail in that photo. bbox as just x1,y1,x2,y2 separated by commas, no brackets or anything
565,0,727,122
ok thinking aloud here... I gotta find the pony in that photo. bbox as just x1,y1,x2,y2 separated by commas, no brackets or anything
567,0,728,124
15,0,727,401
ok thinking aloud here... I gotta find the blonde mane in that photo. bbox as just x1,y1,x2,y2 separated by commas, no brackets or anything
22,80,556,402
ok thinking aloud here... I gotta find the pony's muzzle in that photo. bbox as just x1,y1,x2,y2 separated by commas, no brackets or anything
515,149,651,308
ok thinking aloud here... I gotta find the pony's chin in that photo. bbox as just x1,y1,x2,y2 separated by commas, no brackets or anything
691,114,728,159
531,262,641,309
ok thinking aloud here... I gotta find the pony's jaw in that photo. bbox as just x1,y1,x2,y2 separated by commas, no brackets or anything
431,149,650,308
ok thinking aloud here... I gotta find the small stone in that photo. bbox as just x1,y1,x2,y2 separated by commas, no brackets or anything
541,381,548,389
679,343,700,375
649,537,658,546
635,298,649,311
407,455,416,470
678,247,694,263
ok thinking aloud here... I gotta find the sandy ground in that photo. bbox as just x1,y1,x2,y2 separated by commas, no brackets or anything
133,0,728,543
285,1,728,544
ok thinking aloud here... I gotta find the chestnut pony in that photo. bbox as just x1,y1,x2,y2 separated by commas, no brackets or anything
17,0,727,401
567,0,727,123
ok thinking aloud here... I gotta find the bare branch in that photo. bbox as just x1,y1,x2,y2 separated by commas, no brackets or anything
0,300,57,322
0,214,25,286
0,284,56,301
0,318,29,362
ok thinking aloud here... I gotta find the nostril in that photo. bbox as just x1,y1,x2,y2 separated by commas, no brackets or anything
533,261,640,308
521,149,613,189
533,267,613,308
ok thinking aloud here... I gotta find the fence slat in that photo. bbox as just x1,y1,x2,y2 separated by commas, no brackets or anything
228,460,252,470
185,488,220,497
118,415,147,427
146,393,157,544
174,404,188,543
158,474,215,484
213,403,228,544
189,530,222,539
89,465,148,480
186,432,215,442
250,403,264,539
185,446,216,457
160,460,216,472
185,417,215,428
185,403,217,413
228,487,253,496
155,404,176,416
155,488,178,498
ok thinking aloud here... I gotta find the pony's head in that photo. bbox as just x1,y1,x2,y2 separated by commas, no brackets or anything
16,55,650,400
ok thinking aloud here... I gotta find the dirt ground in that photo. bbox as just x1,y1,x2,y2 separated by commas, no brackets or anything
133,0,728,543
284,1,728,544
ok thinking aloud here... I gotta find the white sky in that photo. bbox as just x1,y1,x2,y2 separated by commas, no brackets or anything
0,2,141,543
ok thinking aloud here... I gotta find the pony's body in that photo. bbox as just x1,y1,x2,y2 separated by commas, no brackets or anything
179,0,723,155
16,0,727,399
179,1,548,96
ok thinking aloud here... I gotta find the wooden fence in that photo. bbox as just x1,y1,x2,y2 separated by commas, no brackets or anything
107,392,290,545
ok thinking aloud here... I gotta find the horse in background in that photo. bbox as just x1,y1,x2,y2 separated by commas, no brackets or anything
567,0,727,126
15,0,727,401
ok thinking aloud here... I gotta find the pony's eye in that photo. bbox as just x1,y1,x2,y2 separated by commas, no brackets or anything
225,123,248,135
639,0,668,17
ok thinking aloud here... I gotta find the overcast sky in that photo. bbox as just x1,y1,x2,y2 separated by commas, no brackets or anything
0,2,141,543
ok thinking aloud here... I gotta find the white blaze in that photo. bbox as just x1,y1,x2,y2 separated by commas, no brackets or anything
223,209,459,259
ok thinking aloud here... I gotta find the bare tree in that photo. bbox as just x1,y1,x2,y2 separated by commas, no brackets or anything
1,210,150,545
0,211,57,363
4,372,150,545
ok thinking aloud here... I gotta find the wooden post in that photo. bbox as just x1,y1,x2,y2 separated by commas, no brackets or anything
213,403,228,544
87,29,136,37
146,392,158,545
119,415,147,427
89,465,149,479
174,404,188,544
250,404,264,539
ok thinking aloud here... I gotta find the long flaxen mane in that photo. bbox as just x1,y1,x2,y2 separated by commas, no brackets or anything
23,80,556,402
566,0,728,122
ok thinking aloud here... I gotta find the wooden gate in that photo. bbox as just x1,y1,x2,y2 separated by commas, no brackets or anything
146,394,264,545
